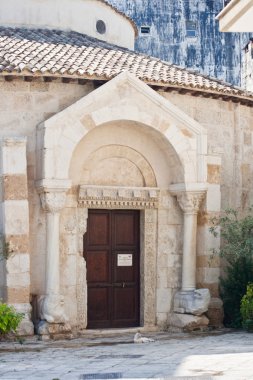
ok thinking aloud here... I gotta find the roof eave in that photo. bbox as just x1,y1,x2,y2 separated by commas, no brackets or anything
1,72,252,105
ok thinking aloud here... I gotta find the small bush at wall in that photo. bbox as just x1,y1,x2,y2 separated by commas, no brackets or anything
210,208,253,327
241,283,253,332
0,303,23,337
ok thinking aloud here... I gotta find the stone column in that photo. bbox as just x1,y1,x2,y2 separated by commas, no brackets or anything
176,191,205,291
38,190,68,324
168,185,211,328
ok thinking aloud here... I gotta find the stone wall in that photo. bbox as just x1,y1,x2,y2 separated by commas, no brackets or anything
0,78,93,330
0,78,253,330
0,137,33,334
162,91,253,325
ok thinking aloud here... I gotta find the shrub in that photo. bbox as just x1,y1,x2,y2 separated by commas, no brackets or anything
210,208,253,327
0,302,23,336
240,283,253,331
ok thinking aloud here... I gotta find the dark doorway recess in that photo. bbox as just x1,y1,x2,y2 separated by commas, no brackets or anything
84,209,140,328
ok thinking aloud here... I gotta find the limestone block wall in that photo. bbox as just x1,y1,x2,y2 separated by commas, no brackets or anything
162,91,253,325
0,79,94,304
0,138,33,334
1,77,253,330
0,138,29,302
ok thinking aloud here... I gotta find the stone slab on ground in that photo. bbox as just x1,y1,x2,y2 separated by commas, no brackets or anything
0,330,252,379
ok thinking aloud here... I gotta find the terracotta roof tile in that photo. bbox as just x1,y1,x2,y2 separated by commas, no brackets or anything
0,27,252,100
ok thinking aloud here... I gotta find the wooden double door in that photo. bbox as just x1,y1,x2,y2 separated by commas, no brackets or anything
84,209,140,328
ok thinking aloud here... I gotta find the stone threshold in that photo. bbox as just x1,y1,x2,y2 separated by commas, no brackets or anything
80,326,159,338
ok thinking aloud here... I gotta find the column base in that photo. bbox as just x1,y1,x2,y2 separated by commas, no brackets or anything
38,294,68,324
173,288,211,316
168,313,209,332
36,321,72,340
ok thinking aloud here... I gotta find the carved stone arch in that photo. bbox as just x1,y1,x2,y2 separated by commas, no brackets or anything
36,71,207,186
71,144,157,188
35,72,209,333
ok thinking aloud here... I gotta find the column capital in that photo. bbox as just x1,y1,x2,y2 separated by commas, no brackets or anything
39,191,67,213
176,191,206,214
36,179,71,213
169,183,207,214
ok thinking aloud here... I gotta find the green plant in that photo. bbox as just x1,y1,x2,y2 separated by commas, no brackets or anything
210,208,253,327
0,302,23,336
0,237,14,261
240,283,253,331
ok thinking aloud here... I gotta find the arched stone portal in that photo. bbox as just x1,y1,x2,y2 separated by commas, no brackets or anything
35,72,209,333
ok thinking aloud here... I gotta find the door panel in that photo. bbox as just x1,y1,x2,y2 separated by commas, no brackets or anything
88,212,110,246
86,250,109,283
114,213,135,245
113,288,136,321
88,288,110,323
84,209,140,328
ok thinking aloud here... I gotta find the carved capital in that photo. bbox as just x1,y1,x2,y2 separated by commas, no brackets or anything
40,191,67,213
176,191,206,214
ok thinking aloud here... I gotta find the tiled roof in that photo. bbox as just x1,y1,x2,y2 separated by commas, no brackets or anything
0,27,252,101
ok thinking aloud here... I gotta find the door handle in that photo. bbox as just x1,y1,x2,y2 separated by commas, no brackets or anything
122,282,125,288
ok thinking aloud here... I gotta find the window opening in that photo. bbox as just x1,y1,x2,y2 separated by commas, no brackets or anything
186,21,197,38
140,26,150,34
96,20,106,35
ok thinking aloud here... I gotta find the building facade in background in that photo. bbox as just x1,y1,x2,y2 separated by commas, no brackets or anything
108,0,251,87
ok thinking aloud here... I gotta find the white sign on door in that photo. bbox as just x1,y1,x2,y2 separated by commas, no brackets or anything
117,253,133,267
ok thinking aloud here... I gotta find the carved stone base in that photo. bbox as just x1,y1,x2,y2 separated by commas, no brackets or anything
36,321,72,340
38,294,68,324
168,312,209,332
173,289,211,316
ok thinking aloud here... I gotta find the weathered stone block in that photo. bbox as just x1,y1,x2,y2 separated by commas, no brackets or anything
206,297,224,328
174,289,211,316
37,321,72,340
3,175,28,200
6,286,30,303
12,303,34,336
168,312,209,331
4,200,29,235
207,164,221,184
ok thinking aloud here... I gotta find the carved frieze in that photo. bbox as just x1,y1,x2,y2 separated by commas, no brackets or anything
78,186,160,209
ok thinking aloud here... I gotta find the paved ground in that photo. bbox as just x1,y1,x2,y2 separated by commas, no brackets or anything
0,330,253,380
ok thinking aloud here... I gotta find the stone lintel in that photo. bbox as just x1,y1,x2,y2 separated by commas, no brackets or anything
78,185,160,209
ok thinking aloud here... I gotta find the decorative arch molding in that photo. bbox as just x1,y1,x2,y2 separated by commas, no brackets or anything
36,71,207,186
74,144,157,188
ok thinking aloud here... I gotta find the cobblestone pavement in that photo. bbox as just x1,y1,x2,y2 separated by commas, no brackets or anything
0,330,253,380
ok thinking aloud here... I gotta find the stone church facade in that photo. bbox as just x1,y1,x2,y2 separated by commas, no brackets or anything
0,0,253,337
